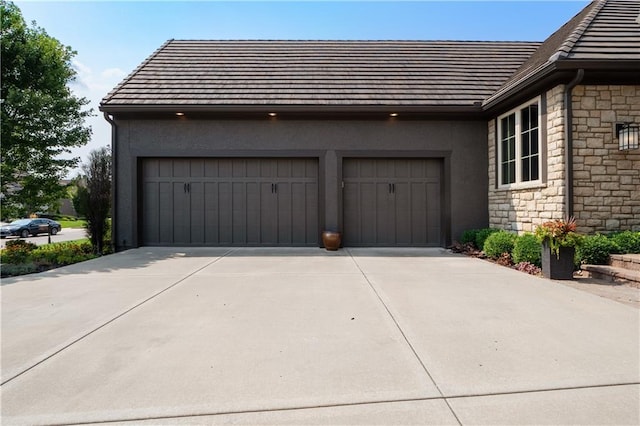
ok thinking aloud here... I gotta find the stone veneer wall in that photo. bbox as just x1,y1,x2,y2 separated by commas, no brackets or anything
488,85,567,233
572,85,640,233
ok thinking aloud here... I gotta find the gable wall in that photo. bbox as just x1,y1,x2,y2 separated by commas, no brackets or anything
488,84,640,236
488,85,567,233
572,85,640,233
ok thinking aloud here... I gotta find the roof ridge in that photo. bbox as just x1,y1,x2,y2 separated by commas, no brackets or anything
167,39,540,44
101,39,174,105
550,0,607,61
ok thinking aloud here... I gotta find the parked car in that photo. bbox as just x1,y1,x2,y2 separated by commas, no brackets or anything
0,218,62,239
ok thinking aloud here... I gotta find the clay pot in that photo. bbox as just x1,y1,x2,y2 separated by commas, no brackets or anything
322,231,342,251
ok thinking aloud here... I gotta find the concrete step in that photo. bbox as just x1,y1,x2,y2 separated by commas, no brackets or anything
581,264,640,285
609,254,640,272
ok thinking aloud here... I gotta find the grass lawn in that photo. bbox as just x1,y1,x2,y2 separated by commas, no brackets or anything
58,219,86,229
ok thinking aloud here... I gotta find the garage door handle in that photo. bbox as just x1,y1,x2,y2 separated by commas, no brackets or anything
392,183,395,193
274,183,277,193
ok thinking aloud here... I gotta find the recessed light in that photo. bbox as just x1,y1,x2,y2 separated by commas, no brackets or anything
268,112,277,117
390,113,398,117
175,112,185,116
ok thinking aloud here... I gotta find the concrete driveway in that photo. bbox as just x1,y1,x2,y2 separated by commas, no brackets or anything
1,247,638,425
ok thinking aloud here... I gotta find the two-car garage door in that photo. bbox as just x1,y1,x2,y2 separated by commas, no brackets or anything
141,158,319,246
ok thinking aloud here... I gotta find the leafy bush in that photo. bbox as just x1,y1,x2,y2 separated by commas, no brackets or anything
1,240,97,277
30,241,95,266
577,234,617,265
460,229,480,246
512,233,542,266
1,239,38,264
483,230,517,259
475,228,500,251
0,263,39,277
608,231,640,254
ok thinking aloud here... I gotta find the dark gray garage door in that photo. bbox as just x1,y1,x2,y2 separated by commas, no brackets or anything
142,158,318,246
343,158,442,246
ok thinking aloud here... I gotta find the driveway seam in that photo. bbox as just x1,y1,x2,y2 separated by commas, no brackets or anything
345,248,463,426
53,382,640,425
0,248,237,386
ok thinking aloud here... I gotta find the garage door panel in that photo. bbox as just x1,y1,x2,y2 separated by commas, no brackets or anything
217,182,233,245
143,182,160,244
232,182,247,244
359,182,378,244
260,182,277,245
158,159,172,178
204,183,219,244
190,159,204,178
277,182,292,244
394,182,412,245
245,182,260,244
190,182,204,244
158,182,173,244
173,182,189,244
376,183,393,244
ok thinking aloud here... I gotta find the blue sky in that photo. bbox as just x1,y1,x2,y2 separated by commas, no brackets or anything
15,1,590,176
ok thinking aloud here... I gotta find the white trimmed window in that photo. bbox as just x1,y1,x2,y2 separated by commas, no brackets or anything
498,98,541,188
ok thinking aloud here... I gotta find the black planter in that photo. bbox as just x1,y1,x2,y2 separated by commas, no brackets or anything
541,241,575,280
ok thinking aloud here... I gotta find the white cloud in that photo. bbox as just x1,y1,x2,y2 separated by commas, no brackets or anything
63,61,127,177
101,68,127,80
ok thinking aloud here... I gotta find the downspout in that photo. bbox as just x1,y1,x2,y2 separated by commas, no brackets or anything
563,69,584,219
103,112,118,251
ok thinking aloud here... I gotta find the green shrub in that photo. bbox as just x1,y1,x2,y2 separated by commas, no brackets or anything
30,241,95,266
608,231,640,254
475,228,500,251
483,230,517,259
512,233,542,266
1,263,39,277
1,240,38,264
577,234,617,265
460,229,480,246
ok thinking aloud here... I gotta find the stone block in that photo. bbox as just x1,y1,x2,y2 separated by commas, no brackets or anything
584,156,602,165
587,117,601,127
606,219,621,229
621,86,636,96
596,100,611,109
586,137,602,148
611,96,626,105
600,182,620,190
600,110,616,122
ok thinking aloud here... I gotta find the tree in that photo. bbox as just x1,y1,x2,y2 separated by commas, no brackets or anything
1,0,92,218
79,147,111,254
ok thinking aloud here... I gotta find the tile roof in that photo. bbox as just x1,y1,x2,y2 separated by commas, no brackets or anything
101,40,539,111
101,0,639,113
485,0,640,107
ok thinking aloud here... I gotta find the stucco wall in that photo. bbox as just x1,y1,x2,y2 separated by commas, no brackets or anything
488,85,567,233
572,85,640,233
113,117,488,249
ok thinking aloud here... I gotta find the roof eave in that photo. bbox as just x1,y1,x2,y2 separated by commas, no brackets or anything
482,59,640,113
99,103,485,116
